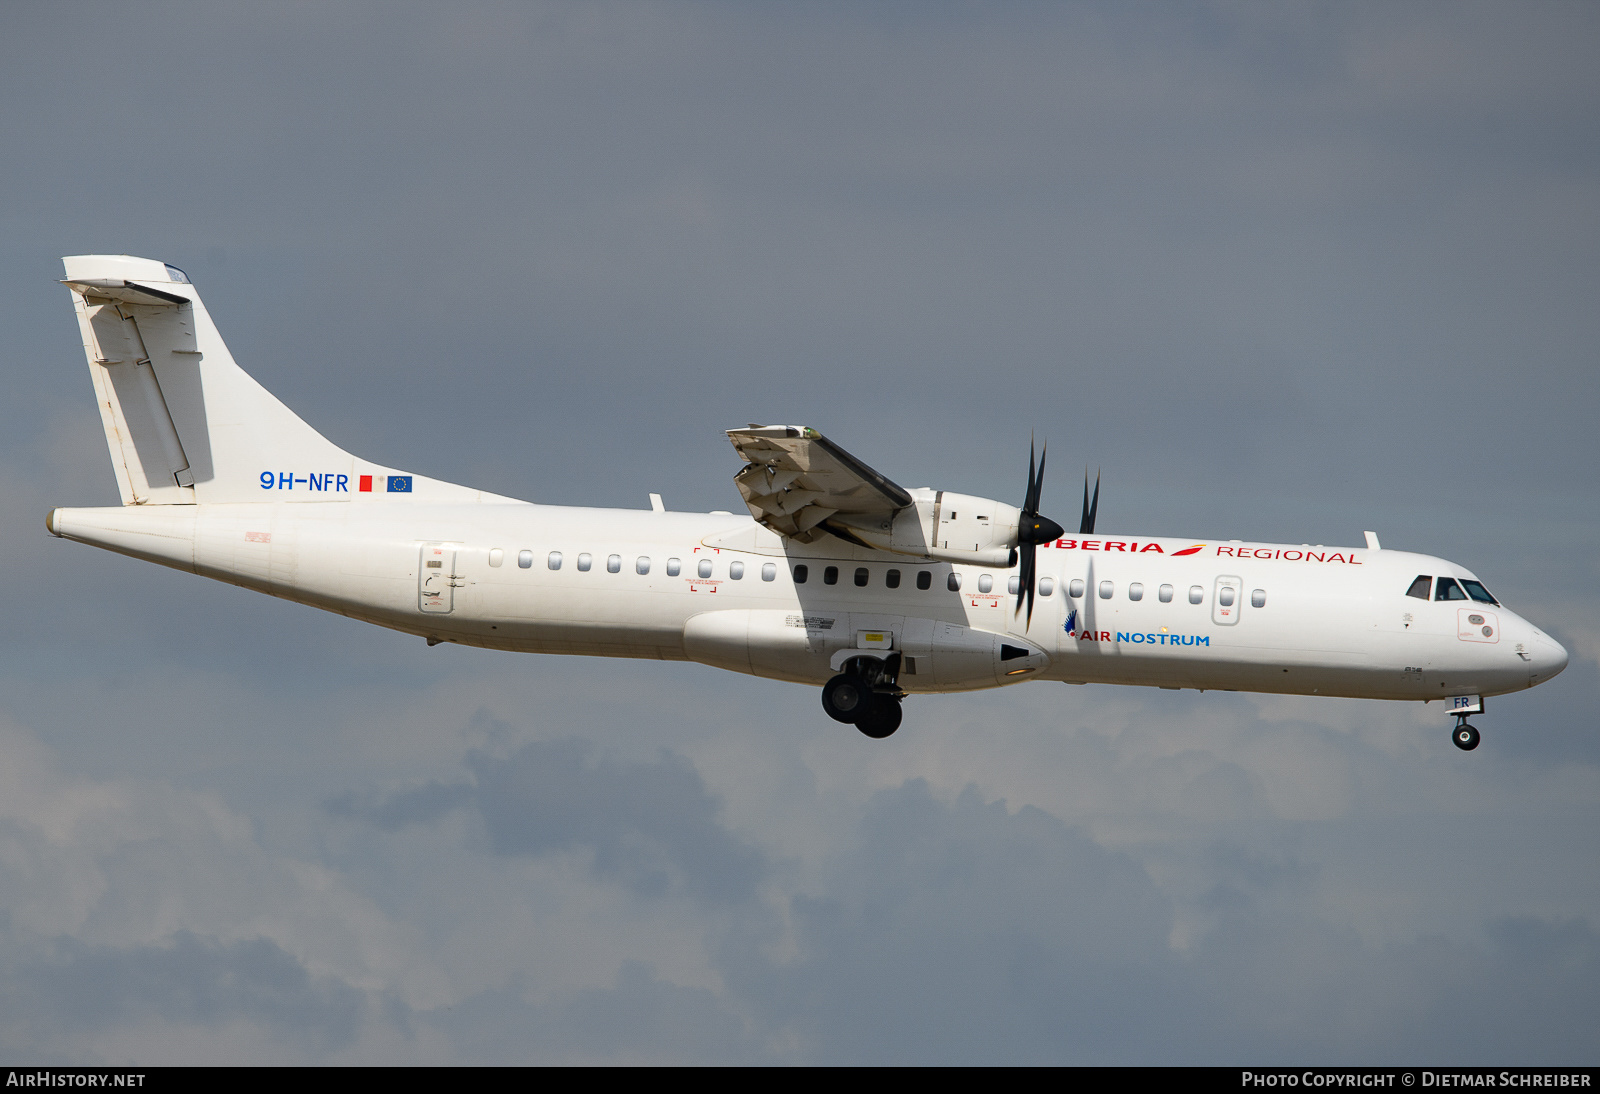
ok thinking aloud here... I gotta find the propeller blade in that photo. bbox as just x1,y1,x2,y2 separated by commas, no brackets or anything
1079,471,1100,536
1034,443,1047,511
1024,543,1037,627
1024,439,1039,514
1016,440,1064,547
1015,541,1028,616
1014,541,1038,622
1016,437,1060,626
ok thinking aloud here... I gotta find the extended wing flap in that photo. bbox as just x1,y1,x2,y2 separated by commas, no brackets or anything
727,425,911,542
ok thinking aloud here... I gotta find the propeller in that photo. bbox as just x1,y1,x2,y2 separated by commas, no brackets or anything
1015,439,1065,627
1080,470,1100,535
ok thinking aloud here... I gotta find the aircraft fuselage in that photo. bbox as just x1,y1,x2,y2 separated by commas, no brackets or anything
47,254,1569,743
46,500,1566,705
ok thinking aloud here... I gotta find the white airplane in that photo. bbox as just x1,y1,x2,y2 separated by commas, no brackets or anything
46,255,1568,748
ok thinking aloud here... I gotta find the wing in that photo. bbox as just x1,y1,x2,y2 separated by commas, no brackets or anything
726,425,913,543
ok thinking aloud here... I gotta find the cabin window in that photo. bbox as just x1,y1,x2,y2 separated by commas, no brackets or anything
636,556,651,575
698,558,713,579
607,554,621,573
761,563,776,581
1406,575,1432,600
1128,582,1144,602
1099,580,1114,599
488,548,504,568
1251,589,1266,608
1219,587,1236,607
1039,577,1054,596
730,561,745,580
948,572,962,592
793,564,808,584
1069,578,1085,598
824,566,839,585
1461,580,1498,605
666,558,681,576
886,569,901,589
1007,575,1020,595
1189,585,1203,604
518,550,533,569
1158,584,1173,603
547,551,563,570
978,574,994,594
577,553,592,572
1435,577,1468,601
917,570,932,590
854,567,869,587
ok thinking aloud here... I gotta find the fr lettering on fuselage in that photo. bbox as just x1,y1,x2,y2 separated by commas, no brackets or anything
47,256,1567,747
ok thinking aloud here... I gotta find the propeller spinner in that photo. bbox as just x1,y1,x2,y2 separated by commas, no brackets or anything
1014,441,1065,627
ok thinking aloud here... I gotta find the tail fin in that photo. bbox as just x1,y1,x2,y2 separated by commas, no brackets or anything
64,254,357,504
62,255,490,506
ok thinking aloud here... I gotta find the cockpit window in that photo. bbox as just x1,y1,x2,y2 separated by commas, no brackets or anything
1406,576,1432,600
1435,577,1468,601
1461,580,1499,605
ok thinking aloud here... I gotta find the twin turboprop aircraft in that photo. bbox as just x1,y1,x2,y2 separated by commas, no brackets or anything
47,255,1568,747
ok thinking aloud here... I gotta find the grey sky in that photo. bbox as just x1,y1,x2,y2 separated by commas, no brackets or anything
1,1,1597,1062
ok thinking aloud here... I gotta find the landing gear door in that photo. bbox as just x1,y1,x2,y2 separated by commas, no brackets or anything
419,542,462,614
1212,575,1242,626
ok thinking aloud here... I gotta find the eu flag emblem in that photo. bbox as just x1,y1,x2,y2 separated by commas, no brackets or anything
387,476,413,493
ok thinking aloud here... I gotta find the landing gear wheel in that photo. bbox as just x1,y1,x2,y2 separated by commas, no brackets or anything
1453,722,1480,751
822,674,872,724
855,696,903,739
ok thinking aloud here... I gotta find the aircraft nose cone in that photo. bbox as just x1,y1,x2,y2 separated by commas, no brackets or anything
1530,631,1569,685
1021,515,1065,545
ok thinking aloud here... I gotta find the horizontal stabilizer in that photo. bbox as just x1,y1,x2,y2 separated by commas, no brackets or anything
61,279,189,306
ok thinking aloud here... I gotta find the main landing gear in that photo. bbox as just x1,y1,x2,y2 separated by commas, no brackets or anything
1453,717,1481,752
822,655,905,739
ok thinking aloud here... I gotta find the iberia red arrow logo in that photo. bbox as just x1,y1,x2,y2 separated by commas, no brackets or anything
1172,544,1206,556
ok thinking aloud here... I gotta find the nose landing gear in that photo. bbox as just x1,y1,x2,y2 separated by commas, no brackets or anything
1446,696,1484,752
822,654,905,739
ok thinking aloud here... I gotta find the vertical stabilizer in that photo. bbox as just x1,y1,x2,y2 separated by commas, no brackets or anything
63,255,356,504
62,256,500,506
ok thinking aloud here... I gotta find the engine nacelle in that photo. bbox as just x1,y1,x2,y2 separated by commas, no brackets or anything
829,489,1021,567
